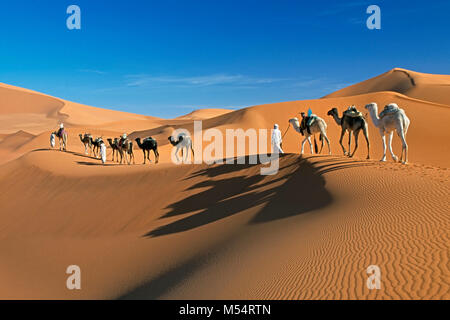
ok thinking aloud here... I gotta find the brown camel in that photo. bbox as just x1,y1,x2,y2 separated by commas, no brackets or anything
327,107,370,159
107,138,120,162
91,137,104,159
79,133,93,155
108,137,135,165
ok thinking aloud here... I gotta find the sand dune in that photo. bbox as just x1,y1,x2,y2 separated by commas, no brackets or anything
0,69,448,300
176,108,234,120
0,152,447,299
129,91,450,168
325,68,450,106
0,83,158,135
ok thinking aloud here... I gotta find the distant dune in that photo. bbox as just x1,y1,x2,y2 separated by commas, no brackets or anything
0,83,158,135
175,108,234,120
0,69,448,299
325,68,450,106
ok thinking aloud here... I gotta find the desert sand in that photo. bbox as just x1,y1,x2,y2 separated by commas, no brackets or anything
0,68,448,299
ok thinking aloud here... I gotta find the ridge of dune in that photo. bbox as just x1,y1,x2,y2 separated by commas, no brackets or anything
129,91,450,168
175,108,233,120
0,130,35,151
325,68,450,106
0,82,162,135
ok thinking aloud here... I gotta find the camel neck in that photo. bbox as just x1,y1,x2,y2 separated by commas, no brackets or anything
332,112,342,126
368,107,381,127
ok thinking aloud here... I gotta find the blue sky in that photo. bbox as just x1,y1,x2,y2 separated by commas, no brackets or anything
0,0,449,118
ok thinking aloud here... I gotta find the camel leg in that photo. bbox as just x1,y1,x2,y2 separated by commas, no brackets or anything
322,131,331,155
380,131,387,162
388,131,398,162
398,130,408,164
347,131,352,157
121,150,125,165
154,149,159,164
308,137,314,155
300,138,308,155
339,129,347,155
350,130,360,158
363,125,370,159
175,146,181,163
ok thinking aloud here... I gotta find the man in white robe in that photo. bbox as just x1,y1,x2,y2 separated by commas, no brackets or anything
271,124,284,154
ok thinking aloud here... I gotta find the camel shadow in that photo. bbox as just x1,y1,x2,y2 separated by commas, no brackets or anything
76,161,121,167
31,148,101,161
144,154,372,238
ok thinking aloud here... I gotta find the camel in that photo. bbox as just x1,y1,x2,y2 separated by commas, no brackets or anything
288,116,331,155
108,137,135,165
107,138,120,162
327,107,370,159
91,137,104,159
136,137,159,164
168,134,194,163
79,133,93,155
54,129,67,151
120,138,135,165
365,103,410,164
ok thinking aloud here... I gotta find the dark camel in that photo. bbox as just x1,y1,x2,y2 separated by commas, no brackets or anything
107,138,120,162
79,133,93,155
91,137,104,159
135,137,159,164
327,107,370,159
108,137,135,165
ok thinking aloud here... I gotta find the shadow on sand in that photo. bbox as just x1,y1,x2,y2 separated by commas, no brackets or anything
144,154,372,237
121,154,373,299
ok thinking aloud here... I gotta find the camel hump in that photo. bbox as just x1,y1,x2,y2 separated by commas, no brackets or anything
380,103,401,118
344,108,364,119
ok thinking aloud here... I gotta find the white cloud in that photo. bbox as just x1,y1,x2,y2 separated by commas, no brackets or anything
79,69,107,75
124,74,289,88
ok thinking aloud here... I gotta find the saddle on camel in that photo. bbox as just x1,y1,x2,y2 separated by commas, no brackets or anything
299,109,318,136
343,105,364,119
56,125,66,139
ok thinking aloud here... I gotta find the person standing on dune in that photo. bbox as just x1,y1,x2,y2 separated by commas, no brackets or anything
271,124,284,154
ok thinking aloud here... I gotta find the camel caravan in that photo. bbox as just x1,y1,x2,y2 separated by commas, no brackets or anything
49,102,410,165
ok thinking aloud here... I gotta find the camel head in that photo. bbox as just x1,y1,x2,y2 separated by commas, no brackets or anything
327,108,338,117
365,103,378,112
168,136,177,146
288,117,300,127
135,138,142,147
